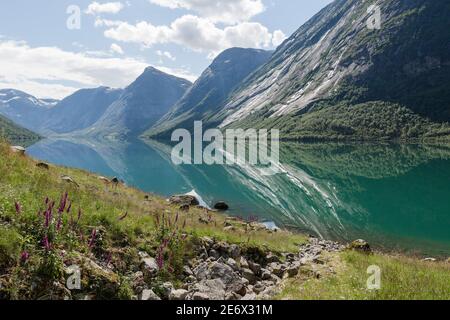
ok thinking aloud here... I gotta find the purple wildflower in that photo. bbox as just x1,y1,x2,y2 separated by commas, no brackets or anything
20,251,30,263
44,210,50,228
76,208,82,224
88,229,97,249
14,201,21,214
156,247,164,270
56,212,63,231
43,236,51,251
105,252,112,266
58,192,68,213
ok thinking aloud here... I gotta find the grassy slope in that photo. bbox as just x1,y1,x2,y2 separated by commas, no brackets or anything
0,140,305,299
0,115,41,146
0,140,448,300
277,251,450,300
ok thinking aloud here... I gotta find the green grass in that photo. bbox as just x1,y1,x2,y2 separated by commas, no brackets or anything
277,251,450,300
0,140,306,299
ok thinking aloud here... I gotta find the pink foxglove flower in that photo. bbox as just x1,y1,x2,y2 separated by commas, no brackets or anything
14,201,21,214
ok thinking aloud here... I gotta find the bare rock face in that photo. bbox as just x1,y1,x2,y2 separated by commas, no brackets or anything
217,0,450,137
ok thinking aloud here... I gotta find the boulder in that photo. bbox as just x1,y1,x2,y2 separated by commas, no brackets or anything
286,262,301,277
36,162,50,169
10,146,25,155
213,201,229,211
193,261,210,280
241,268,257,284
241,292,257,300
140,289,161,300
229,245,241,259
260,269,272,281
208,249,220,260
169,289,189,300
168,195,199,207
349,239,371,253
183,265,193,276
160,282,174,299
61,175,79,187
191,279,226,300
226,258,239,271
248,261,262,276
266,253,281,263
268,262,286,278
239,256,249,269
140,254,159,278
253,282,267,294
192,292,210,300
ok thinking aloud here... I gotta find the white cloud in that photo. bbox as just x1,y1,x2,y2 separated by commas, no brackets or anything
157,50,176,61
272,30,287,47
149,0,265,24
94,18,124,27
0,40,197,99
104,15,279,57
86,2,124,15
110,43,124,55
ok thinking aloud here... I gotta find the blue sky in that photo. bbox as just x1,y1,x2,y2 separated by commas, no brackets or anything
0,0,332,99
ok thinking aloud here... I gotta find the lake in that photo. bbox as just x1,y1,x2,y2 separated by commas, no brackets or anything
27,138,450,256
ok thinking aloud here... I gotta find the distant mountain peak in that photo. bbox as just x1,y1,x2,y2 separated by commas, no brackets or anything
144,47,272,139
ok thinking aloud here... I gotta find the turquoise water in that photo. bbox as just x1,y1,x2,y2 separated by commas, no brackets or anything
27,138,450,256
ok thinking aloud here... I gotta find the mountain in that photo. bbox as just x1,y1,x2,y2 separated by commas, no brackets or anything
0,87,123,136
42,87,123,134
85,67,192,138
0,113,40,145
215,0,450,140
0,89,58,133
144,48,272,139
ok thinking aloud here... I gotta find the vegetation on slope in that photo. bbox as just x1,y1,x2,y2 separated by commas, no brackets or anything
228,101,450,141
0,116,41,146
0,141,304,299
277,251,450,300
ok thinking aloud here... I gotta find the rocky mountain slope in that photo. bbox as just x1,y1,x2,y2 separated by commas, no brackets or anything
0,87,122,136
0,68,191,139
84,67,191,138
41,87,123,134
215,0,450,140
0,89,57,133
145,48,272,139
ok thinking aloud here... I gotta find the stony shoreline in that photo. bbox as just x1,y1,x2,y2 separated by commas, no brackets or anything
129,235,346,301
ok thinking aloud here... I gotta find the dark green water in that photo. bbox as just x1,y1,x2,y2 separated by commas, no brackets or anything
27,138,450,256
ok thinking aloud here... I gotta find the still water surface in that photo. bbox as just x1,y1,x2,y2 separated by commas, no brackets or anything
27,138,450,256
